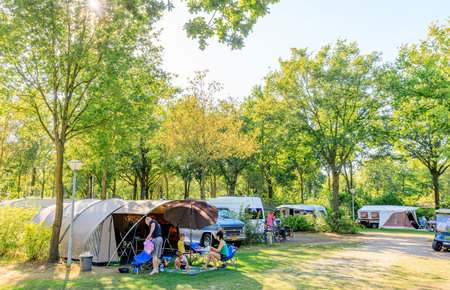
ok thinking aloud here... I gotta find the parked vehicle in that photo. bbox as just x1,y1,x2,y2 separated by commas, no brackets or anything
357,205,419,229
207,196,266,233
432,209,450,252
180,206,246,247
276,204,327,217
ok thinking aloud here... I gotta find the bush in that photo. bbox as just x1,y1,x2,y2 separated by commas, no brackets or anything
283,215,315,232
325,213,361,234
234,206,264,245
22,222,52,261
0,206,37,256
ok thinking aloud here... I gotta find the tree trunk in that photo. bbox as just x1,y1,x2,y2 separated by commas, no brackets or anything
212,174,217,198
184,180,189,199
91,174,95,198
267,177,273,199
140,175,146,200
48,141,65,263
133,175,137,200
30,167,36,196
200,162,206,199
101,170,107,200
228,168,239,196
164,173,169,199
331,164,340,215
432,171,440,209
40,168,46,199
112,179,117,198
300,172,304,203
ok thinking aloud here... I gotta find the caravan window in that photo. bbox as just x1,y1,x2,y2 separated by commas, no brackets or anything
371,212,379,218
360,212,368,218
247,208,263,219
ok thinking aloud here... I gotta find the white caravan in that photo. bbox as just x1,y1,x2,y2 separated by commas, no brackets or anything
207,196,266,233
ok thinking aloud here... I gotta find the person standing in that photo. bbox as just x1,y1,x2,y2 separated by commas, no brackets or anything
145,216,163,275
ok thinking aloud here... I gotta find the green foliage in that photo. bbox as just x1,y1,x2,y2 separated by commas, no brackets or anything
0,206,37,256
234,205,264,245
22,222,52,261
325,213,361,234
283,215,315,232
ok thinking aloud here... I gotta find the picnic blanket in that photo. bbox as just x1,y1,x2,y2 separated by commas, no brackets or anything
164,266,207,275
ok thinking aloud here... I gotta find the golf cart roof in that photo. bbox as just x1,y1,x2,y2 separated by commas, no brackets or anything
435,209,450,215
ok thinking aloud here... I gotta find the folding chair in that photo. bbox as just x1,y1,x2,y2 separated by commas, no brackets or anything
219,244,238,270
418,217,427,230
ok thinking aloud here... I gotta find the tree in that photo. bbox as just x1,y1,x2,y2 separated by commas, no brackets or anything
0,0,279,262
266,40,384,215
163,72,257,199
387,22,450,209
0,0,167,262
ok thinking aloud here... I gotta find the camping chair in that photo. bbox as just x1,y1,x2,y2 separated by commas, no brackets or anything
219,244,238,270
131,251,172,274
188,242,206,263
418,217,427,230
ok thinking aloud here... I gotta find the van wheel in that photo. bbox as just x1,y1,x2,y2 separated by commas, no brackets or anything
432,241,442,251
202,233,212,247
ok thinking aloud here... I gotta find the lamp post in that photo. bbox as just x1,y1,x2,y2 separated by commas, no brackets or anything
349,188,356,221
67,160,83,269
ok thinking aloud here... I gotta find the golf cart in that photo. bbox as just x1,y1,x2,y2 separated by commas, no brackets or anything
432,209,450,252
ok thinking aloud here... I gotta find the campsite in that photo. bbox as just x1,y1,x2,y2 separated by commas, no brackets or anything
1,230,449,289
2,1,450,289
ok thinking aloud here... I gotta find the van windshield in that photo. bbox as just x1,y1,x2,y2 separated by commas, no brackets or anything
218,208,232,219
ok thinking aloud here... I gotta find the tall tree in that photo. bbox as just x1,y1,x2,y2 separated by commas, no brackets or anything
163,72,257,199
267,40,384,215
387,22,450,209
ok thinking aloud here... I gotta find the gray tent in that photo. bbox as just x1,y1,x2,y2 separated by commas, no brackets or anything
32,199,175,264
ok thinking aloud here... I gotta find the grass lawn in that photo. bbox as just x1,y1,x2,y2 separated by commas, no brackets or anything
1,232,449,289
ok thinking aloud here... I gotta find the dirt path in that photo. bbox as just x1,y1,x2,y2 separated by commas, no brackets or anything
292,230,448,259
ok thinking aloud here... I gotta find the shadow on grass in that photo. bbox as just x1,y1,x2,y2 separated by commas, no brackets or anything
12,266,263,289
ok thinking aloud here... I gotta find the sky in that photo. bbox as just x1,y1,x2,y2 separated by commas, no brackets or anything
156,0,450,101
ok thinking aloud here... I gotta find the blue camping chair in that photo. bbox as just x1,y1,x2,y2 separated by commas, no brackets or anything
219,244,238,270
131,251,172,274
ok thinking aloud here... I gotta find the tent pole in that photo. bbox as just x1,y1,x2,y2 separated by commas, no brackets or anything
106,214,147,268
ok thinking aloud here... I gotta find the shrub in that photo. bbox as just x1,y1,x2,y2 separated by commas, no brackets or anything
22,222,52,261
283,215,315,232
234,205,264,245
325,213,361,234
0,206,37,256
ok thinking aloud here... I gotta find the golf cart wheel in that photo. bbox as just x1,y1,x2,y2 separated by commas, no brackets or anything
432,241,443,251
202,233,212,247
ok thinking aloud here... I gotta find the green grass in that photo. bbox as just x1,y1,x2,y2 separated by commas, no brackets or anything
1,237,449,289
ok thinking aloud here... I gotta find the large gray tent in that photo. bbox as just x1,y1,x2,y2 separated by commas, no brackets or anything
32,199,175,264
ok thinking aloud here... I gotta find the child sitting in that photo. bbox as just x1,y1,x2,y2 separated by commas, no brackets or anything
178,233,186,253
174,250,191,270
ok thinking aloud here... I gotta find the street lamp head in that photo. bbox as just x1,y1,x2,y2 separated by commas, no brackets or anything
349,188,356,194
68,160,84,172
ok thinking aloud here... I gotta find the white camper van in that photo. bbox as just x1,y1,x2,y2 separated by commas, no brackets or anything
207,196,266,233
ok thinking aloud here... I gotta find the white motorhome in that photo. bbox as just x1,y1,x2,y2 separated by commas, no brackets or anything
276,204,327,217
207,196,266,233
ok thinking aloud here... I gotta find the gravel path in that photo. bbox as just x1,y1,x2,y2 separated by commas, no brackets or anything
291,230,449,259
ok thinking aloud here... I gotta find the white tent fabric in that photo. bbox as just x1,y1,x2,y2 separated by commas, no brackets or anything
359,205,419,229
31,198,174,263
